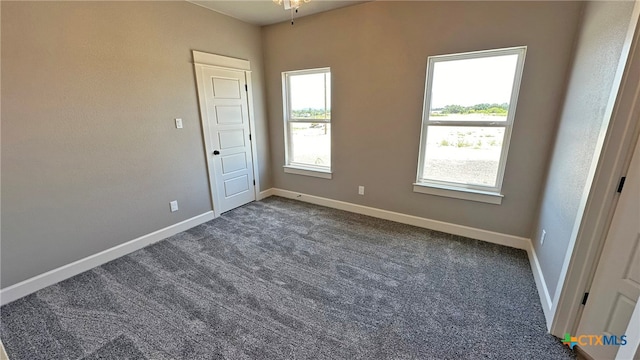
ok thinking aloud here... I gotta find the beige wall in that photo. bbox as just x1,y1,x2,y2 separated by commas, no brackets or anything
533,1,636,299
263,1,582,237
1,1,271,288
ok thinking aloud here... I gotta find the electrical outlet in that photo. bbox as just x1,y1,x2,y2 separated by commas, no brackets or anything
175,118,183,129
170,200,179,212
358,186,365,195
540,229,546,246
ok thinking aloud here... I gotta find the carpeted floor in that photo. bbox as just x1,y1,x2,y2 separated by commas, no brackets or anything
1,196,574,359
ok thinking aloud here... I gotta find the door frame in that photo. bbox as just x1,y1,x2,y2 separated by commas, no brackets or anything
550,4,640,337
576,134,640,359
193,51,261,218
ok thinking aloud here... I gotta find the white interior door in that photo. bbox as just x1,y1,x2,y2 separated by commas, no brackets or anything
200,66,255,215
577,136,640,359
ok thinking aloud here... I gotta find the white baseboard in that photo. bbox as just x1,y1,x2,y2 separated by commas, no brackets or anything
270,188,530,250
257,188,275,201
526,242,554,329
0,211,215,306
0,340,7,360
3,190,548,329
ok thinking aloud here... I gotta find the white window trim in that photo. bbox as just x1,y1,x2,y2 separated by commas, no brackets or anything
282,67,332,177
283,165,332,179
414,46,527,202
413,183,503,205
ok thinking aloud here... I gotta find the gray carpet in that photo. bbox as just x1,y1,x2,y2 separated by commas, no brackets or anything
1,196,574,359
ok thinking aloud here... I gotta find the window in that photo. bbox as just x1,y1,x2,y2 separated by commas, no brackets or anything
282,68,332,179
415,47,526,204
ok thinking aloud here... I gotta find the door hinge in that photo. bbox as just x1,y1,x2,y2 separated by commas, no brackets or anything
249,134,252,141
253,180,255,186
581,292,589,305
617,176,626,193
245,84,248,91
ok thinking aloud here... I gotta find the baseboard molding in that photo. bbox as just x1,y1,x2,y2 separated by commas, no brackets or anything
269,188,530,250
526,242,554,329
0,340,8,360
0,211,215,306
257,188,275,201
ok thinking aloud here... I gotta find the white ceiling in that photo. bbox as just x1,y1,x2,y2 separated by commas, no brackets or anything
188,0,370,26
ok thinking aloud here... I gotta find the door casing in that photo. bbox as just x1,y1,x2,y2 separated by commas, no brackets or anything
575,136,640,359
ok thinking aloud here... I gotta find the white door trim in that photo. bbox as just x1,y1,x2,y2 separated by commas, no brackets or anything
193,51,250,71
550,4,640,337
192,51,260,217
576,135,640,359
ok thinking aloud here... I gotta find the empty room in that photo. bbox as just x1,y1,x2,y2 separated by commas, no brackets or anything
1,1,639,359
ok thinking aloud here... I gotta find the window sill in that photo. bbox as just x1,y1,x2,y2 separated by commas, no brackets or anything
413,183,503,205
284,166,332,179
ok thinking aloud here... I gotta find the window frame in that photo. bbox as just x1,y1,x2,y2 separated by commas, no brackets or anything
414,47,527,203
282,67,332,178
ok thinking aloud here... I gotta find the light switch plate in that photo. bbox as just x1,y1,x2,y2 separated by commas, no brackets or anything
175,118,183,129
170,200,179,212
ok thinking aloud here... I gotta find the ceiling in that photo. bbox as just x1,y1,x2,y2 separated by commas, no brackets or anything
188,0,370,26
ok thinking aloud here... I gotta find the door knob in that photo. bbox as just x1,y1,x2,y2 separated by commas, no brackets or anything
213,150,220,155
